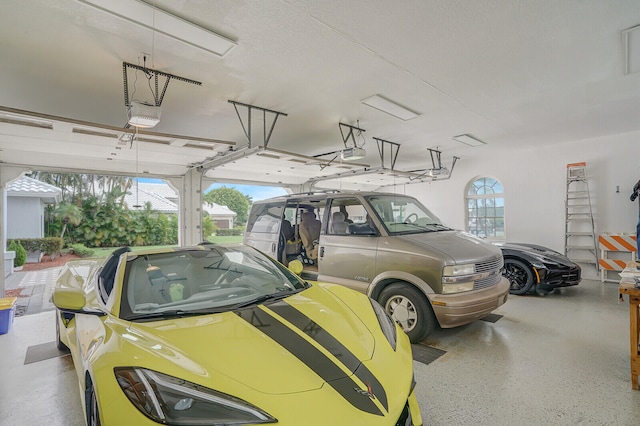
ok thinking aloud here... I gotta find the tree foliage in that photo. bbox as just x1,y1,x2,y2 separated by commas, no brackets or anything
53,203,84,239
33,172,132,205
38,173,178,248
203,186,252,224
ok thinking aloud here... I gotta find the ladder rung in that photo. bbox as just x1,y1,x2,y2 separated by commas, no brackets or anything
568,258,597,264
566,247,596,252
566,163,595,272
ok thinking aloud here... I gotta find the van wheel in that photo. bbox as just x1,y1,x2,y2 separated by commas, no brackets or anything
379,283,435,343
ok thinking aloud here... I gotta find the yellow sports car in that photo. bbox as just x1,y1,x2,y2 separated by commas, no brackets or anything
53,244,422,425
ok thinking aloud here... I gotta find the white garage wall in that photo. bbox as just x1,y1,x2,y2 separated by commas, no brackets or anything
392,130,640,278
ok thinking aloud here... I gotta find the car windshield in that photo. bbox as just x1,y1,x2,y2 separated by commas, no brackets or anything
367,195,451,235
120,245,308,321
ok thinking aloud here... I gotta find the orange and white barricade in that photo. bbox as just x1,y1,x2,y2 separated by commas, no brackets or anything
598,234,637,282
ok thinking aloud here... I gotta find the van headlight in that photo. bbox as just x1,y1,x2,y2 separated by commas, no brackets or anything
442,264,476,294
114,367,276,424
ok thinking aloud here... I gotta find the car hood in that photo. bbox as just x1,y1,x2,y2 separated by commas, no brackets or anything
496,242,577,266
400,230,502,264
123,284,376,395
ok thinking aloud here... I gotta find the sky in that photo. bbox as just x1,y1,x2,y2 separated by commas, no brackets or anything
204,183,288,201
138,177,287,201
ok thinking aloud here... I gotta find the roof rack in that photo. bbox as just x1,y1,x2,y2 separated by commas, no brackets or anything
283,189,342,197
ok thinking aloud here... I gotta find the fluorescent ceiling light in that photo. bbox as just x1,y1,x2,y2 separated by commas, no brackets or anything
453,134,486,147
623,24,640,74
77,0,236,57
361,95,419,121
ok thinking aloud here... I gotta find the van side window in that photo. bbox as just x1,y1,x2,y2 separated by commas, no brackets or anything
328,198,376,236
246,202,283,233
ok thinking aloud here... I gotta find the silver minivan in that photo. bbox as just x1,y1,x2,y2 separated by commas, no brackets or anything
244,191,509,343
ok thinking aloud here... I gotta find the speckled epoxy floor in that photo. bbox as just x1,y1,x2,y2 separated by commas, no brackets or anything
414,279,640,425
0,279,638,425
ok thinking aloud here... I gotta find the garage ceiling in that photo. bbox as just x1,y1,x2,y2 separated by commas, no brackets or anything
1,0,639,189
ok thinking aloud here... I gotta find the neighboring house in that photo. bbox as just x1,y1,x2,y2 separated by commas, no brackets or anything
124,184,178,213
137,182,179,205
127,182,236,229
203,202,236,229
6,175,62,239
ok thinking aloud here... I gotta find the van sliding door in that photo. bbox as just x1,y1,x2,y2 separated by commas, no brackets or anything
319,198,378,293
243,202,283,259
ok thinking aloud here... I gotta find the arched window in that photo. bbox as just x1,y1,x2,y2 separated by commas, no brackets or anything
466,177,505,239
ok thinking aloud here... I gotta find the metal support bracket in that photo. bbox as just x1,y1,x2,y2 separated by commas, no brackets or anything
123,62,201,108
408,148,459,181
228,100,287,149
374,137,400,170
339,122,366,149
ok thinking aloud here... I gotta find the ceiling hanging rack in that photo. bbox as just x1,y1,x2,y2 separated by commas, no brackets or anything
313,122,368,170
123,61,202,129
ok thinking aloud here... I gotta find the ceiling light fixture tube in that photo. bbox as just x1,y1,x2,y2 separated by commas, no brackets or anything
361,95,419,121
77,0,236,57
453,134,486,147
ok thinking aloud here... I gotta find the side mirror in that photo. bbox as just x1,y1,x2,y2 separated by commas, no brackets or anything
288,259,304,275
53,288,86,311
52,288,105,316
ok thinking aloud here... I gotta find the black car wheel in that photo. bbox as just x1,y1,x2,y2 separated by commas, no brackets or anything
55,312,69,352
379,283,435,343
86,380,101,426
503,259,534,295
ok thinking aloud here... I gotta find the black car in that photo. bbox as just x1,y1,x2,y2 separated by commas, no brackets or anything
495,242,581,295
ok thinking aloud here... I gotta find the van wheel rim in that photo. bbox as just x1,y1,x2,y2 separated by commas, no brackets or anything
385,295,417,332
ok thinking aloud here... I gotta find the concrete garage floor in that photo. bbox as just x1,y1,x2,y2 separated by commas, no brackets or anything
0,277,639,425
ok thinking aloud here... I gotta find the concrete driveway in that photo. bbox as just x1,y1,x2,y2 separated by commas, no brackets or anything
4,268,62,316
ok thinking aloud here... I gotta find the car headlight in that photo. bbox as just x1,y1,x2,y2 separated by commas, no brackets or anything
442,263,477,294
370,298,397,350
443,264,475,276
114,367,276,425
530,254,559,267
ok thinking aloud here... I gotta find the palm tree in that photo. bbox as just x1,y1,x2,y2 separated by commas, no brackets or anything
53,203,84,239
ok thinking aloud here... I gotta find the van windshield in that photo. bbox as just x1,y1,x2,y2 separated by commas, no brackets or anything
367,195,452,235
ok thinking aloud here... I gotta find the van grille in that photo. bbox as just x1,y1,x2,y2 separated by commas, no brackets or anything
475,256,503,273
474,256,504,290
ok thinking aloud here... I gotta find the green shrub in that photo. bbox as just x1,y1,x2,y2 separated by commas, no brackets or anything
215,227,244,237
10,237,64,254
70,243,95,258
7,240,27,267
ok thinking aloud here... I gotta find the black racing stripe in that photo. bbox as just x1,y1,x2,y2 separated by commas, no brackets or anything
269,301,389,411
236,307,383,416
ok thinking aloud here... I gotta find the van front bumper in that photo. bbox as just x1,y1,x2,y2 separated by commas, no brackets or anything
429,276,509,328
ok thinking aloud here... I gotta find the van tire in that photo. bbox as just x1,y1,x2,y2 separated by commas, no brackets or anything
379,283,435,343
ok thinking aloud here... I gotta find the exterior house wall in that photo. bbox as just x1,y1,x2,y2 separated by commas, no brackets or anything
213,216,234,229
7,197,43,238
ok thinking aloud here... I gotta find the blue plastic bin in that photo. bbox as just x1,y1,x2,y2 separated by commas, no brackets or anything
0,297,17,335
